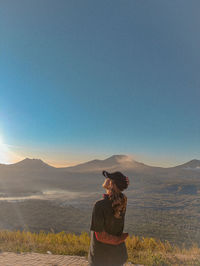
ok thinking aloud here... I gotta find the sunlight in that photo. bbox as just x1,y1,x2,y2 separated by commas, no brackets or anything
0,135,12,164
0,135,8,163
0,135,24,165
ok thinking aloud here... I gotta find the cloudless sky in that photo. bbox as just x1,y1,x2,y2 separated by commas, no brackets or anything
0,0,200,167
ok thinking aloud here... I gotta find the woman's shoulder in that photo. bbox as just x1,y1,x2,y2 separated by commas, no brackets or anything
93,197,110,208
94,198,105,206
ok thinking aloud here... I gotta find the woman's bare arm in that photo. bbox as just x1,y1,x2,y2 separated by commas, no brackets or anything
95,231,128,245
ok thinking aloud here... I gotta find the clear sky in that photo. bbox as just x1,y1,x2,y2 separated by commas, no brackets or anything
0,0,199,167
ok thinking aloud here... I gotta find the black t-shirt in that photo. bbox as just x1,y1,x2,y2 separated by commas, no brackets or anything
90,196,125,236
88,195,128,266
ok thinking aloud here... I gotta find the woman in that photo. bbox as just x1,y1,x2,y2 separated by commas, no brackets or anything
88,170,130,266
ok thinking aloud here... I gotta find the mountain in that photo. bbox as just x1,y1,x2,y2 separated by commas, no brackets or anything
59,154,151,172
2,155,200,172
174,159,200,171
1,158,55,170
0,155,150,173
0,155,200,195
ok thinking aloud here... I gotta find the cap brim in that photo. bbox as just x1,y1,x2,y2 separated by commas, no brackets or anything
102,170,109,178
102,171,115,180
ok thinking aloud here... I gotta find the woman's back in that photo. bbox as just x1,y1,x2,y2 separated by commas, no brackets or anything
90,195,125,236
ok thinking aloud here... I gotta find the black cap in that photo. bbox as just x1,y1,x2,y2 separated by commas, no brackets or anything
102,170,130,191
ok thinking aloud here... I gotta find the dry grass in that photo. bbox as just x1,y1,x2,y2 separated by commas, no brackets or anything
0,230,199,265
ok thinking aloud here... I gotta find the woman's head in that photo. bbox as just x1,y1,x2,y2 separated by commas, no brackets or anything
102,171,129,219
102,170,129,191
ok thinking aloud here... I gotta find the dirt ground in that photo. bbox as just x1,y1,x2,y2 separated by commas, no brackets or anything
0,252,138,266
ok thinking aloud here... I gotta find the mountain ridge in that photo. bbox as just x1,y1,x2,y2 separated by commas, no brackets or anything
2,158,55,169
0,155,200,170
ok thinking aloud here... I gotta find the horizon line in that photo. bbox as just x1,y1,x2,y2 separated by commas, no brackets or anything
0,155,198,169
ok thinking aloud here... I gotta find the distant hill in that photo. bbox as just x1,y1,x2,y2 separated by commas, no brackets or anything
58,154,152,172
8,158,55,169
1,154,200,172
174,159,200,171
0,154,199,194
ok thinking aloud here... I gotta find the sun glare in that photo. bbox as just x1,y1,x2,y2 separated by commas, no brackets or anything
0,135,24,164
0,135,10,164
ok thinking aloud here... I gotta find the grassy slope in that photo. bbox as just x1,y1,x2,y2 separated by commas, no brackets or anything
0,230,199,266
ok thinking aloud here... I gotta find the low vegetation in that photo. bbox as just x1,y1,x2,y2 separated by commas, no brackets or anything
0,230,199,265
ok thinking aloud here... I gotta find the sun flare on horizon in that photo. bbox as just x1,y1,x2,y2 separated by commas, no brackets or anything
0,135,9,164
0,135,22,164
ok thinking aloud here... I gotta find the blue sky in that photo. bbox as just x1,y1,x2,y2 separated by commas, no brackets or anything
0,0,199,167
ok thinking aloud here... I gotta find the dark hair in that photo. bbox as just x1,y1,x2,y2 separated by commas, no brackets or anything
107,179,127,219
